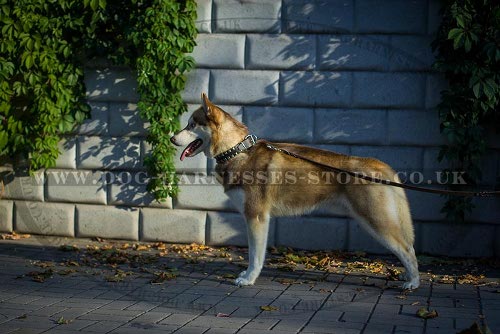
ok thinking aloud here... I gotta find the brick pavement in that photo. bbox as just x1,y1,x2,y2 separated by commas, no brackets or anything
0,236,498,334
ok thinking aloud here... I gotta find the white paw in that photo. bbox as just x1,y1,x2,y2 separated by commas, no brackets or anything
235,276,255,286
238,270,247,278
403,278,420,290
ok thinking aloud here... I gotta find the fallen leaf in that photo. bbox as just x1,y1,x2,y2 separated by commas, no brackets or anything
56,316,72,325
411,301,420,306
58,245,79,252
222,273,236,279
416,307,438,319
260,305,279,311
1,232,31,240
216,313,230,317
395,295,407,300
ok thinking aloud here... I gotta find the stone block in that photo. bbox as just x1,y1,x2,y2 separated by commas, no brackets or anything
108,103,148,137
15,201,74,237
406,189,447,222
75,102,109,135
2,170,44,201
420,222,495,257
140,208,206,243
389,36,435,71
352,72,426,109
55,138,77,169
192,34,245,69
181,69,210,104
46,169,107,204
350,146,423,174
426,74,448,109
76,204,139,240
206,211,275,247
195,0,212,33
247,34,315,70
348,220,390,254
470,197,500,224
85,68,138,102
422,147,450,182
428,0,443,35
387,110,444,146
496,226,500,257
280,71,352,107
354,0,426,34
77,136,142,170
211,70,279,105
283,0,354,33
174,174,235,211
318,35,389,71
0,200,13,232
108,171,172,208
244,106,313,143
315,109,386,145
276,216,348,250
213,0,281,33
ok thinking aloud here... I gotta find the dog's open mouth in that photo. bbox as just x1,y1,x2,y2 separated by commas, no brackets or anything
180,139,203,161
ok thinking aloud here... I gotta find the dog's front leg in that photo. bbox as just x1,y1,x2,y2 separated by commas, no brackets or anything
235,214,270,286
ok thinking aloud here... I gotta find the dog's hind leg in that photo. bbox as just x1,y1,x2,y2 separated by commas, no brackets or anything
235,213,270,286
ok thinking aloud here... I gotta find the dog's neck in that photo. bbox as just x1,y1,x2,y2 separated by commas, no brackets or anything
210,117,250,158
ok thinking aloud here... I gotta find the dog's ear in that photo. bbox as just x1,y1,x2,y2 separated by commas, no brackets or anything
201,93,224,124
201,93,213,115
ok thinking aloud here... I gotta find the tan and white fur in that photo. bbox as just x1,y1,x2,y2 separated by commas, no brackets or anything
170,94,420,290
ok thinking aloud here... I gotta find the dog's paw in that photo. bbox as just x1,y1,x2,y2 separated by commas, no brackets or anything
402,278,420,290
238,270,247,278
235,276,254,287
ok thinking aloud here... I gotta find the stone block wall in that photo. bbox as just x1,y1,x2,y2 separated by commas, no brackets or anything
1,0,499,257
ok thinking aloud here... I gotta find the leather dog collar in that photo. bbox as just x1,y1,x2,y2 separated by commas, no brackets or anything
214,134,258,164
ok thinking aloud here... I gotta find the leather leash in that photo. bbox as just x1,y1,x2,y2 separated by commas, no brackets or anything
264,142,500,198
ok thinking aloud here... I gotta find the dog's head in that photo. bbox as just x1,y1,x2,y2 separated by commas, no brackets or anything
170,93,248,160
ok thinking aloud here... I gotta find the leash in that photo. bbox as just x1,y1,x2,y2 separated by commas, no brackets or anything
264,143,500,198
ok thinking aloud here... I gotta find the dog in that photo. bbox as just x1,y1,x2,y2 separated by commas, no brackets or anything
170,93,420,290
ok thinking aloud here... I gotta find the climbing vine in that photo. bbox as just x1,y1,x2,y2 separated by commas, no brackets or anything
0,0,197,199
432,0,499,221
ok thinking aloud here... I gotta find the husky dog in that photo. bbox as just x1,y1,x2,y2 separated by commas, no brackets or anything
170,94,420,290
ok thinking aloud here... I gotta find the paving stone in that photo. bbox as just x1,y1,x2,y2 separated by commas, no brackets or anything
192,34,245,69
78,320,124,332
318,35,389,71
76,204,139,240
0,199,13,232
85,68,138,102
354,0,426,34
77,136,142,170
280,71,352,108
276,216,348,250
195,0,212,33
315,109,386,145
2,170,44,201
45,169,107,204
108,103,148,137
213,0,281,33
55,138,77,169
211,70,279,105
283,0,354,33
352,72,426,109
15,201,74,237
140,208,206,244
244,106,313,143
187,314,250,329
75,102,108,135
247,34,315,70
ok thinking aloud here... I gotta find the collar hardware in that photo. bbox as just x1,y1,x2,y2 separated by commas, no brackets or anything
215,134,257,164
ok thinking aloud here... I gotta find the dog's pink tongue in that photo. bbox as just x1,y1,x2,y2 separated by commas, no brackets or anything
180,147,190,161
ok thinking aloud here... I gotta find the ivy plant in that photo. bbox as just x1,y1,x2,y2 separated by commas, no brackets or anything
0,0,197,199
432,0,499,221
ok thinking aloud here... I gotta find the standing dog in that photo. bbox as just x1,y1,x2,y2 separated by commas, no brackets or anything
170,94,420,290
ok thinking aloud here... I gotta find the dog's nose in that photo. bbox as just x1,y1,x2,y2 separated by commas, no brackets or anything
170,136,177,145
